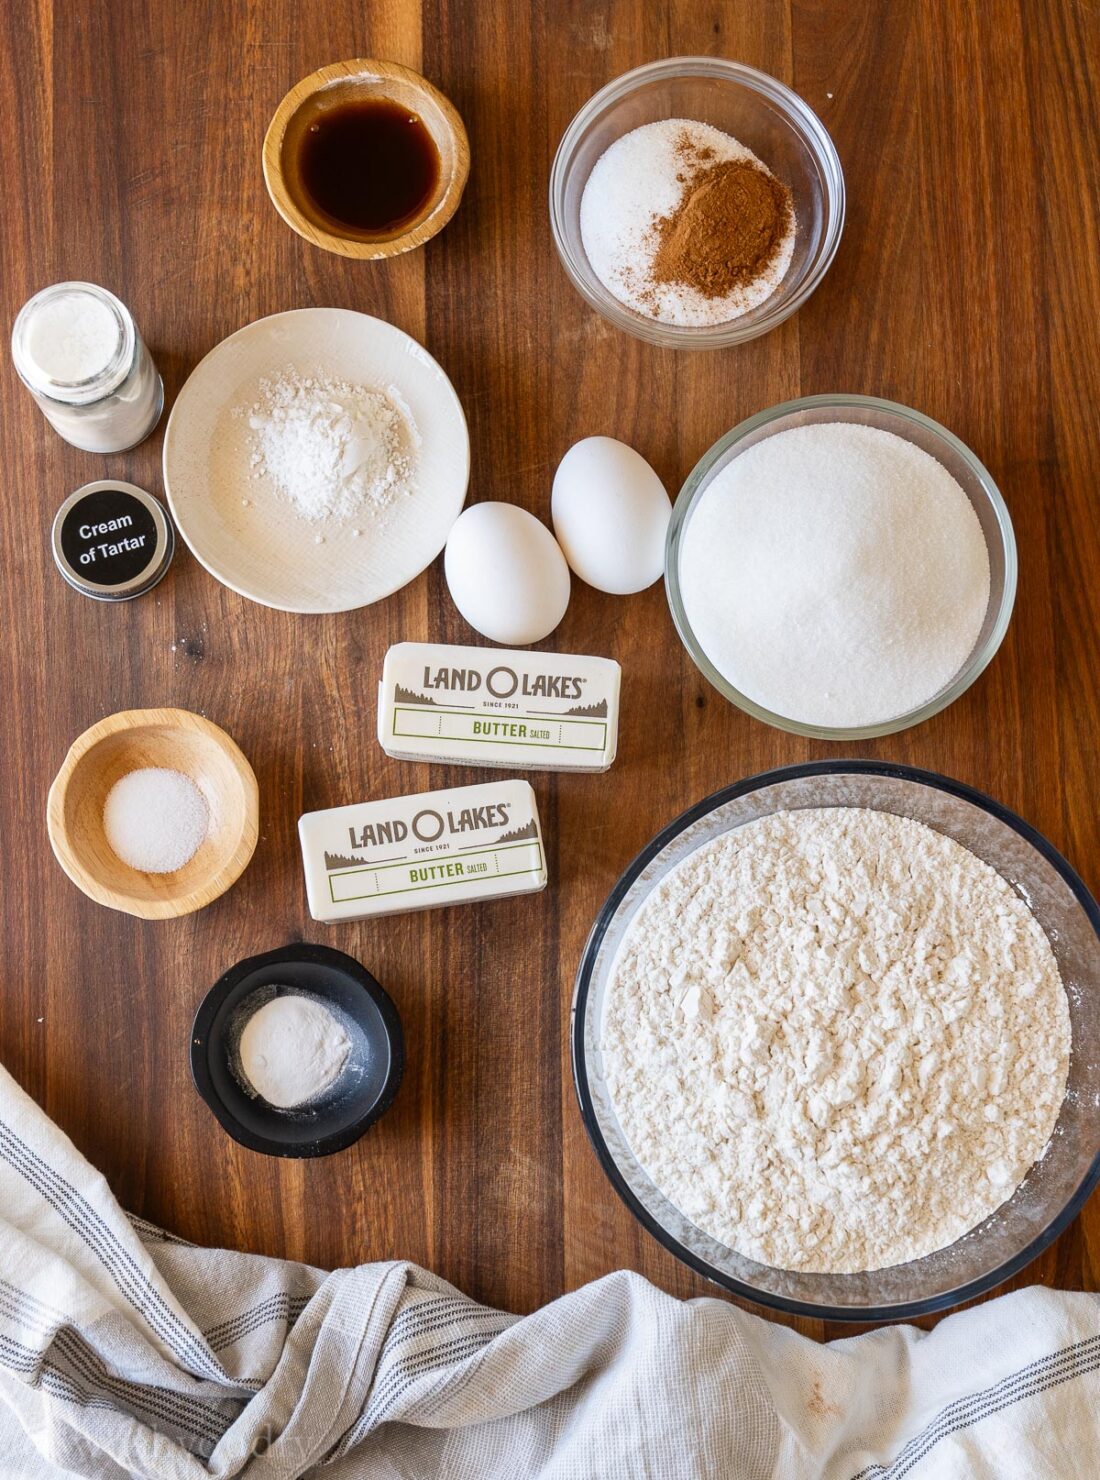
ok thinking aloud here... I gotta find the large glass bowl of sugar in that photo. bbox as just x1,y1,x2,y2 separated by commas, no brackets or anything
572,761,1100,1322
665,394,1017,739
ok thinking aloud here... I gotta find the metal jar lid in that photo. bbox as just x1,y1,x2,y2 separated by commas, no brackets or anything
52,480,174,600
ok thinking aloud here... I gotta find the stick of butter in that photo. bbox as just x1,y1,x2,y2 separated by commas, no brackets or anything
377,642,620,772
298,779,547,922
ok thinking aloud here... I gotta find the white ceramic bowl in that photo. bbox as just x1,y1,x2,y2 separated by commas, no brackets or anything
163,308,469,613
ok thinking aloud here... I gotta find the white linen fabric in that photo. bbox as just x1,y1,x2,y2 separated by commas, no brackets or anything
0,1063,1097,1480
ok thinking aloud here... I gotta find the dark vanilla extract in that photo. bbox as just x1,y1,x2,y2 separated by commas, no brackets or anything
299,97,440,234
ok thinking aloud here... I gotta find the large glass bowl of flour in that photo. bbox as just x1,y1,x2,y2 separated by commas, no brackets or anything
666,395,1017,739
572,762,1100,1321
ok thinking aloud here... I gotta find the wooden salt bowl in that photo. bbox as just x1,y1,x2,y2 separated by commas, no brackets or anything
47,708,259,920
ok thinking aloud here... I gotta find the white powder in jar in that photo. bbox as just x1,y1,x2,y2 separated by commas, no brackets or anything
678,422,992,728
103,768,209,873
237,993,351,1109
579,119,796,327
12,282,163,453
242,367,415,524
23,290,120,382
601,807,1070,1274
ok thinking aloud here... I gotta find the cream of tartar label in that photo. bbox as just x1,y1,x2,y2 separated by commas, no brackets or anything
298,779,547,922
377,642,620,772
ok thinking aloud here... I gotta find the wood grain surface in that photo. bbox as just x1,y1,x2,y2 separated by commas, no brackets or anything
1,0,1097,1345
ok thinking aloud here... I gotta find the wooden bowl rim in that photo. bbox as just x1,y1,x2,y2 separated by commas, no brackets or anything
262,57,470,260
46,707,260,920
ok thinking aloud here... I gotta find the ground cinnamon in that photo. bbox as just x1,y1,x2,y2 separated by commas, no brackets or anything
651,156,793,300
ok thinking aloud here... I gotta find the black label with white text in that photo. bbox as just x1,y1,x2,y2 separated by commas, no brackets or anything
59,487,158,585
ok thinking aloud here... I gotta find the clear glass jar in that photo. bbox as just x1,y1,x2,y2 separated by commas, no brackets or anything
11,282,164,453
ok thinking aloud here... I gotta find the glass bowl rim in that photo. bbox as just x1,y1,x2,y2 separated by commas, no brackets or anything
548,56,846,349
570,758,1100,1322
665,393,1019,739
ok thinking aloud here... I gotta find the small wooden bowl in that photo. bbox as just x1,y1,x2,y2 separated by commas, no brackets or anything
47,708,259,920
262,59,470,259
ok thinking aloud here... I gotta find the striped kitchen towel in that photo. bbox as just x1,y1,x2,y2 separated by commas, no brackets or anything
0,1061,1097,1479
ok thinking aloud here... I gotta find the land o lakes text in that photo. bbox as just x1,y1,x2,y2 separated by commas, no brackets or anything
348,802,512,850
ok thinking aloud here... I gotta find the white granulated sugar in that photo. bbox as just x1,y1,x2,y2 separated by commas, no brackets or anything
679,423,991,728
238,993,352,1110
602,808,1070,1274
103,767,209,874
243,367,415,523
579,119,795,326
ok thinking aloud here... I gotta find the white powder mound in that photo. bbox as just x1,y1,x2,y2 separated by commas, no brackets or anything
602,808,1070,1274
238,994,351,1110
243,367,415,523
678,423,991,728
579,119,796,327
103,767,209,874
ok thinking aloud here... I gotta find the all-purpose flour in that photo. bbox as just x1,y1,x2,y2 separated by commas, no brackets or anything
602,808,1070,1273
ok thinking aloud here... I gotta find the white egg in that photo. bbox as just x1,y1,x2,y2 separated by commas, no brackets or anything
551,436,672,595
444,502,571,646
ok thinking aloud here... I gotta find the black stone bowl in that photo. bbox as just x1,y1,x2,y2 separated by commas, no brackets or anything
190,942,404,1157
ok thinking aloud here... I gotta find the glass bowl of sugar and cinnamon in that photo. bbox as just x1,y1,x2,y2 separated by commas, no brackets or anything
550,58,844,348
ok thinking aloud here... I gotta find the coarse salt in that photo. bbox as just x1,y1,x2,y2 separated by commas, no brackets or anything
103,767,209,874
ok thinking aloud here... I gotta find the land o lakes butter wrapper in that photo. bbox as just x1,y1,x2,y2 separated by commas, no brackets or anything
298,779,547,922
377,642,619,773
